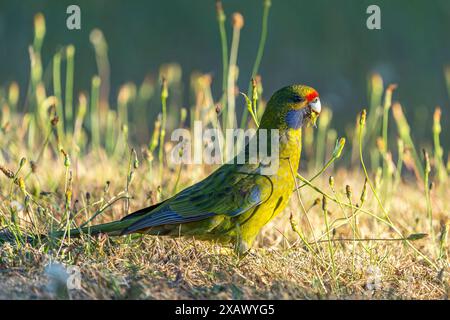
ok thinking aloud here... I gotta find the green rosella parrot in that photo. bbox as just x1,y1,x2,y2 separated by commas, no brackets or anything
3,84,321,253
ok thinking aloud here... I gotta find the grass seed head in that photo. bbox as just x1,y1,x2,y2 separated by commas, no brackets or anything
34,13,46,41
0,166,14,179
423,149,431,174
376,137,386,153
360,109,367,126
8,82,19,106
433,107,442,134
232,12,244,29
161,77,168,99
66,44,75,58
371,73,383,95
216,1,226,22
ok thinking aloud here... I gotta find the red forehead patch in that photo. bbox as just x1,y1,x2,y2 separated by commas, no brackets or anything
306,90,318,102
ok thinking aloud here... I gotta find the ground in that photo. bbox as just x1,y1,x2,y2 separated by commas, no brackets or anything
0,159,448,299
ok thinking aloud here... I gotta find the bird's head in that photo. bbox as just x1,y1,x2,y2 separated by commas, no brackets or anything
259,84,321,130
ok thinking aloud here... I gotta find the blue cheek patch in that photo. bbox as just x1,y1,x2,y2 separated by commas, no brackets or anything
285,109,304,129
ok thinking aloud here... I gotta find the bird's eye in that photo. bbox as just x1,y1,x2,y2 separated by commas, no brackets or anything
292,95,303,103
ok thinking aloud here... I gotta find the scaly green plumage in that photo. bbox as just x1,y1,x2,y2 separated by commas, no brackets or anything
50,85,321,253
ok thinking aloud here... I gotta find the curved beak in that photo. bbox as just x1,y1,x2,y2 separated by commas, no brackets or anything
309,98,321,115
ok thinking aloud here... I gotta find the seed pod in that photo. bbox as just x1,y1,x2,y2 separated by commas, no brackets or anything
132,149,139,169
61,149,71,167
360,178,368,203
329,176,335,188
332,138,346,159
161,77,168,99
322,196,327,212
345,185,352,201
19,157,27,168
360,109,367,126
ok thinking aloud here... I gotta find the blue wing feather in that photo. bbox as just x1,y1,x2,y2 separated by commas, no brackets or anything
120,165,271,235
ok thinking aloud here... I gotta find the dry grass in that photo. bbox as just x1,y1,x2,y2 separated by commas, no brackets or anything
0,155,448,299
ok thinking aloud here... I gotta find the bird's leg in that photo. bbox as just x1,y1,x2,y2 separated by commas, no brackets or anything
233,222,251,258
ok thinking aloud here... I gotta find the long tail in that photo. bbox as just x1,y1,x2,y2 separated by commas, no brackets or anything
0,202,166,243
49,219,137,238
0,212,153,244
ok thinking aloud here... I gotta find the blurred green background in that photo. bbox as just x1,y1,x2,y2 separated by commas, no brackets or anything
1,0,450,144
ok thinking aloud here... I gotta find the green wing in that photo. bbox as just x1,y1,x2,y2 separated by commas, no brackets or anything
120,164,273,235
